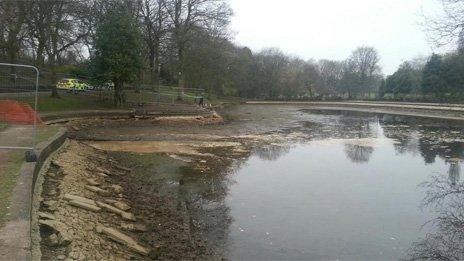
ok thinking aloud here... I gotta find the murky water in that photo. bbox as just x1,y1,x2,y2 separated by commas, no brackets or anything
98,107,464,260
223,111,464,260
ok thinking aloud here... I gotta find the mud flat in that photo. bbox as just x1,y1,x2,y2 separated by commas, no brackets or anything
32,131,253,260
32,106,313,260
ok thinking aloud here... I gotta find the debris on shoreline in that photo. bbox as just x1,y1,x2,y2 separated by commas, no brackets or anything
34,135,250,260
36,140,152,260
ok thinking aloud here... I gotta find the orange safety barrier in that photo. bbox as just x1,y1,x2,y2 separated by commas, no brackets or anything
0,100,43,124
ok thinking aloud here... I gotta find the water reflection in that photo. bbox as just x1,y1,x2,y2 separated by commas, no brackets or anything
183,110,464,259
344,144,374,163
252,144,291,161
408,161,464,260
448,160,461,186
293,111,464,259
176,155,248,255
295,110,464,165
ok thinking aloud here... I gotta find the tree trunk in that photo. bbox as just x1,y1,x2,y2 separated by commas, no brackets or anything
49,28,60,98
8,49,17,87
177,46,184,100
49,53,59,98
37,41,45,68
149,45,156,85
114,81,124,107
154,43,160,87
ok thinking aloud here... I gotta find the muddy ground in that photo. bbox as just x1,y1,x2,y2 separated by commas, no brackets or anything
34,108,278,260
33,104,464,260
33,139,249,260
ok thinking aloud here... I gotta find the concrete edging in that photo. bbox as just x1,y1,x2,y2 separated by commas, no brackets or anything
0,128,67,261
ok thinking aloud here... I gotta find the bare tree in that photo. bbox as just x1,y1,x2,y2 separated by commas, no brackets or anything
317,59,344,95
345,46,382,96
139,0,167,85
424,0,464,48
254,48,289,98
408,172,464,260
0,1,28,64
161,0,232,88
27,0,92,97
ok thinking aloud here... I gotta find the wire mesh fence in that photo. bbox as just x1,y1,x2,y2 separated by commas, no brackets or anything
0,63,40,161
0,64,206,156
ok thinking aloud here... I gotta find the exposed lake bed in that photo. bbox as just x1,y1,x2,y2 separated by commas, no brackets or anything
36,105,464,260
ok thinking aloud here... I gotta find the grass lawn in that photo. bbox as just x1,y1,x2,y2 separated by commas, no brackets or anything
16,92,114,112
0,121,7,131
2,87,207,114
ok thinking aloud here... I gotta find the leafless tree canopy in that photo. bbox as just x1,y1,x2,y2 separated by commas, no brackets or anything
424,0,464,49
6,0,464,102
348,46,381,79
408,173,464,260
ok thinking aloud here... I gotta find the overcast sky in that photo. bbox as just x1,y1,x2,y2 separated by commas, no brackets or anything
228,0,444,75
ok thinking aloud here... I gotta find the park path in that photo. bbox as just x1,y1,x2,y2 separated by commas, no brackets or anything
0,126,33,260
0,124,35,149
0,124,34,179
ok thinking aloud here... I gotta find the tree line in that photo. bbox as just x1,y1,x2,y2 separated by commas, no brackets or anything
0,0,384,102
383,51,464,102
383,0,464,102
0,0,463,104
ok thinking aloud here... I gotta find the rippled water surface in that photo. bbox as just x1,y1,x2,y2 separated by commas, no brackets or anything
223,110,464,260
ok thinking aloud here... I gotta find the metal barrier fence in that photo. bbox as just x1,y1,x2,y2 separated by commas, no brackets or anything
0,63,39,162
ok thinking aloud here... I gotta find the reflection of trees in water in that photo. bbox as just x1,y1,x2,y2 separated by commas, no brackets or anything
340,117,381,140
393,131,420,156
448,161,461,186
407,163,464,260
344,144,374,163
350,120,377,139
252,144,291,161
419,142,464,165
176,154,250,255
382,123,464,165
304,112,464,166
419,139,438,164
299,112,381,140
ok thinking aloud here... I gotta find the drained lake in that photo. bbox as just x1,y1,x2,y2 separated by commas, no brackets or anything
86,107,464,260
220,110,464,260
